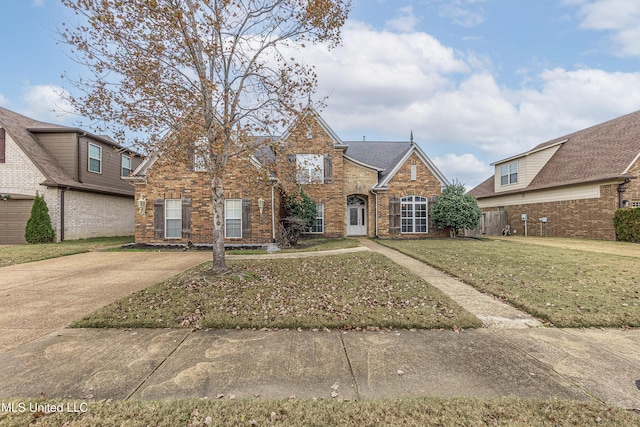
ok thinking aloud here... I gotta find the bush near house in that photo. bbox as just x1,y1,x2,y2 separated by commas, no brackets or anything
613,208,640,242
430,181,482,237
24,194,55,244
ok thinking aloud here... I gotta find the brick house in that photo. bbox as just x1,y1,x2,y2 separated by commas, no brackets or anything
469,110,640,240
0,107,142,244
130,107,449,246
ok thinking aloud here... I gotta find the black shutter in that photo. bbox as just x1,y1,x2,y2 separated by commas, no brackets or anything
181,198,192,238
242,198,252,238
154,199,165,239
323,154,333,183
389,196,400,235
0,128,5,163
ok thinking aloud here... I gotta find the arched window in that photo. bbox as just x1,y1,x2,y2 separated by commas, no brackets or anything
401,196,428,233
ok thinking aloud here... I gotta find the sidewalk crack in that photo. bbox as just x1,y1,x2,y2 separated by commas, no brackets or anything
125,330,192,400
339,333,361,401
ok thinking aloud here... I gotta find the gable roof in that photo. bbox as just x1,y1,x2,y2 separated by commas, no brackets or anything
345,140,449,189
0,106,136,196
470,109,640,198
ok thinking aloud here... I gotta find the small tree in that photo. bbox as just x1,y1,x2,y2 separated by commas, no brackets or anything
279,186,317,247
430,180,482,238
25,194,55,244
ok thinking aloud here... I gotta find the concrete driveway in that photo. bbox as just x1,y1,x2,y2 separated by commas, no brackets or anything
0,251,210,353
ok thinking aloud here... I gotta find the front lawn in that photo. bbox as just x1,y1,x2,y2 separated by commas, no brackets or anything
379,238,640,328
71,252,481,330
0,236,134,267
0,397,636,427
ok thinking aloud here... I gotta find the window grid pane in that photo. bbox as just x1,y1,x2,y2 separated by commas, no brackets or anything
225,199,242,238
165,200,182,239
311,203,324,233
401,196,428,233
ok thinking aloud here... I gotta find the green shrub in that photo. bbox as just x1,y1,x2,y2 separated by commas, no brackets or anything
24,194,55,244
613,208,640,242
430,180,482,238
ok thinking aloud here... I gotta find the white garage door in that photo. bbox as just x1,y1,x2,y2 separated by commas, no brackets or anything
0,199,33,244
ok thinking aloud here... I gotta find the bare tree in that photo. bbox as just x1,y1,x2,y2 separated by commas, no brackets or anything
59,0,350,271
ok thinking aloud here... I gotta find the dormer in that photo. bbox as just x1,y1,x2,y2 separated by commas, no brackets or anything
493,139,566,193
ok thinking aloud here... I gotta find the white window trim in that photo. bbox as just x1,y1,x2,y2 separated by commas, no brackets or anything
165,199,182,239
309,203,324,233
225,199,242,239
121,154,132,177
88,143,102,174
500,161,518,186
401,196,428,234
296,154,324,184
410,164,417,181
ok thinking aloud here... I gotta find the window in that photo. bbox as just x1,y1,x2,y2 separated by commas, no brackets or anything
310,203,324,233
225,199,242,238
632,200,640,208
88,143,102,173
410,164,417,181
121,155,132,177
401,196,428,233
165,199,182,239
296,154,324,184
193,138,208,172
500,162,518,185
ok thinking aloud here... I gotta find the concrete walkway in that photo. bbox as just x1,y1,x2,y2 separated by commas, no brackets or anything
0,242,639,410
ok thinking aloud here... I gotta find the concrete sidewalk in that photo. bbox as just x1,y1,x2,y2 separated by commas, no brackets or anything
0,328,639,409
0,241,639,410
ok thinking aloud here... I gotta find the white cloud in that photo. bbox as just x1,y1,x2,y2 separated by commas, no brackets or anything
32,0,44,6
438,0,487,28
385,6,420,33
299,21,640,189
19,84,77,124
432,153,493,190
0,93,8,106
571,0,640,56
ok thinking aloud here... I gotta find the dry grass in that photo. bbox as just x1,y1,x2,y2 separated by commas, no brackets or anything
0,397,637,426
379,238,640,328
0,236,133,267
71,252,481,330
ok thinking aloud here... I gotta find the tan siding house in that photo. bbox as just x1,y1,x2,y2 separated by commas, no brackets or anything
469,110,640,240
131,107,450,246
0,107,143,244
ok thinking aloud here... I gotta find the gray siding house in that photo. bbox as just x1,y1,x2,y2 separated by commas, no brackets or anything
0,107,142,244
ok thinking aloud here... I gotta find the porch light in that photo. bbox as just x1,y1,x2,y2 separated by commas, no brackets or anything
137,197,147,215
258,197,265,215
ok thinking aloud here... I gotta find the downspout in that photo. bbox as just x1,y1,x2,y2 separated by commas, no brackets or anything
617,179,631,208
271,183,276,242
60,187,69,241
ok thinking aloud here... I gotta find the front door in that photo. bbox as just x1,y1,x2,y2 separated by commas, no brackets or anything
346,196,366,236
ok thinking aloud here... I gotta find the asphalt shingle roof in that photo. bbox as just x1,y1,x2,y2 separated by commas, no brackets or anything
344,141,412,179
470,110,640,198
0,106,135,196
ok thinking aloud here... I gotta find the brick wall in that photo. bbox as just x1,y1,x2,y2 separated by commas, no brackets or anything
64,190,134,239
343,159,378,237
498,184,620,240
377,152,446,238
135,155,276,245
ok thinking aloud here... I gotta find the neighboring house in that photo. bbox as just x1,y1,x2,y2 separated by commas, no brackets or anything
130,107,449,246
0,107,143,244
469,110,640,240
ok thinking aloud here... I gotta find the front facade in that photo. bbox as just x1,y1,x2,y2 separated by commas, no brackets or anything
131,108,449,246
469,110,640,240
0,107,142,244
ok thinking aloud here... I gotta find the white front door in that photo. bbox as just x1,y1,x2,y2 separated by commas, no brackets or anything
347,196,367,236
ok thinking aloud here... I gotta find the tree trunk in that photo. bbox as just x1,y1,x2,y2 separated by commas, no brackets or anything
212,176,227,271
